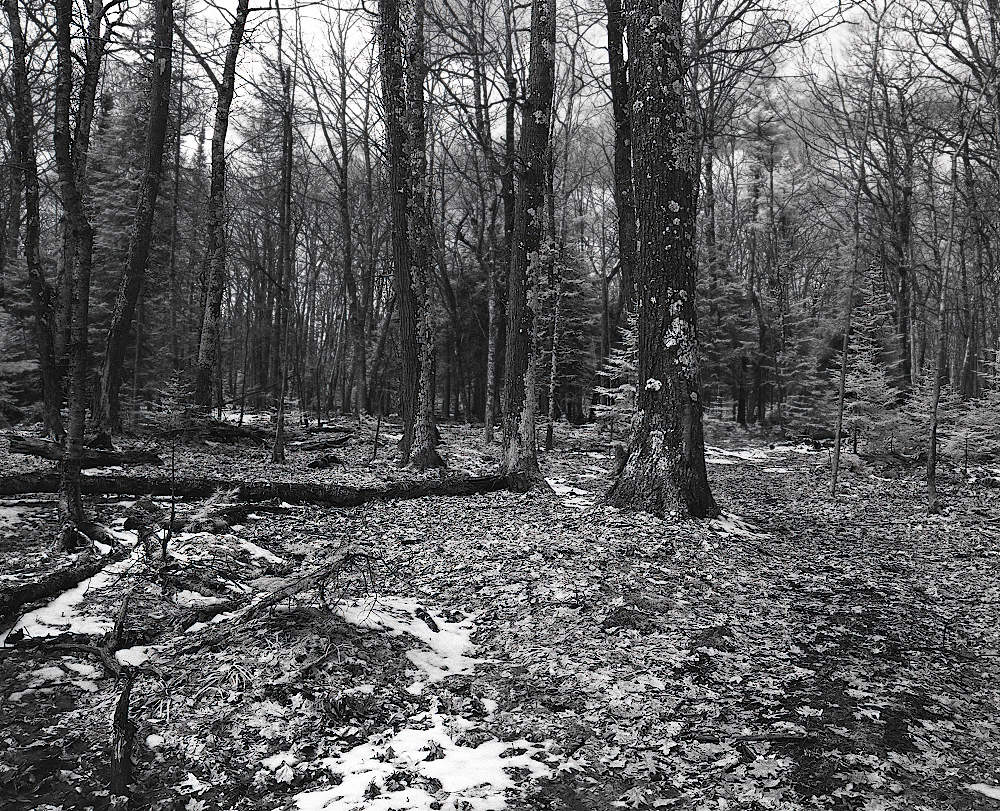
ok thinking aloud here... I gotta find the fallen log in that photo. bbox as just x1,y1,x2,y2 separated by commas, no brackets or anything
0,471,532,506
307,454,348,469
294,434,354,451
0,547,129,629
5,434,163,468
153,417,270,444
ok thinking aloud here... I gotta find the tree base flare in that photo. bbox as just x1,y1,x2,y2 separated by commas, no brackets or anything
607,433,719,519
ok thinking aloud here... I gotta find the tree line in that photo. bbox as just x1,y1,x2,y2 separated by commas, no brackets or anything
2,0,999,542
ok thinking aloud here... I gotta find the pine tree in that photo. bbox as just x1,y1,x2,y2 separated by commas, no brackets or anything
841,280,899,452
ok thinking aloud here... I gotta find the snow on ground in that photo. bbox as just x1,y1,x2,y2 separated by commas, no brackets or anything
704,445,771,465
709,511,771,541
0,547,141,644
338,597,478,688
7,661,101,702
239,538,287,564
293,709,550,811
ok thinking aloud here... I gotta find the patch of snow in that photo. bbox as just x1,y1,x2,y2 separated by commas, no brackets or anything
967,784,1000,800
184,607,244,634
262,751,299,771
544,478,588,497
174,590,229,608
116,645,154,666
146,734,165,749
239,539,287,564
0,550,141,643
293,710,550,811
762,467,792,474
339,597,478,686
709,512,770,541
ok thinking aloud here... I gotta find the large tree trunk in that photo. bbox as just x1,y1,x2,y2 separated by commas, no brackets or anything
607,0,719,519
193,0,250,408
54,0,98,547
97,0,174,434
378,0,420,461
501,0,555,479
404,0,444,471
4,0,64,439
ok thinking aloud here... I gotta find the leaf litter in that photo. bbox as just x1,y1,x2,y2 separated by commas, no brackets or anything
0,421,998,810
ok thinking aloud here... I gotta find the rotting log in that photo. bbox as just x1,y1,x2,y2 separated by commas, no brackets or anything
0,471,532,505
293,434,354,451
0,547,128,628
145,416,270,444
5,434,163,468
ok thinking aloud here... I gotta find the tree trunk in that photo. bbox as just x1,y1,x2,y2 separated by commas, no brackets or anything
378,0,420,461
193,0,250,408
4,0,64,439
271,65,293,463
607,0,718,519
98,0,174,434
501,0,555,479
54,0,98,548
605,0,636,321
405,0,444,471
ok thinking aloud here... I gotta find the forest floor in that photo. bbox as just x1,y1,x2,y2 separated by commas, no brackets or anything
1,417,1000,811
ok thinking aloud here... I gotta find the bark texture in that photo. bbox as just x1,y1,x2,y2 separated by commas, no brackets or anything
4,0,64,438
378,0,420,460
606,0,719,518
501,0,555,478
193,0,250,408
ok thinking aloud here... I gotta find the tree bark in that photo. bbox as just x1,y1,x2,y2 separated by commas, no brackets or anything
501,0,555,478
378,0,420,461
97,0,174,434
6,434,163,468
4,0,64,439
405,0,444,471
54,0,98,547
193,0,251,408
0,471,532,506
605,0,636,320
606,0,718,519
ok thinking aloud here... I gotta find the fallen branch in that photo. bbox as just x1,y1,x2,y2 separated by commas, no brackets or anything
5,433,163,468
243,552,365,621
0,548,128,628
110,667,137,798
0,471,532,506
294,434,354,452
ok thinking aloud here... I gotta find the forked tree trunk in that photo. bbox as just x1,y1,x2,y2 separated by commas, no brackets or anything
98,0,174,434
606,0,718,519
4,0,64,439
54,0,97,547
501,0,555,479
